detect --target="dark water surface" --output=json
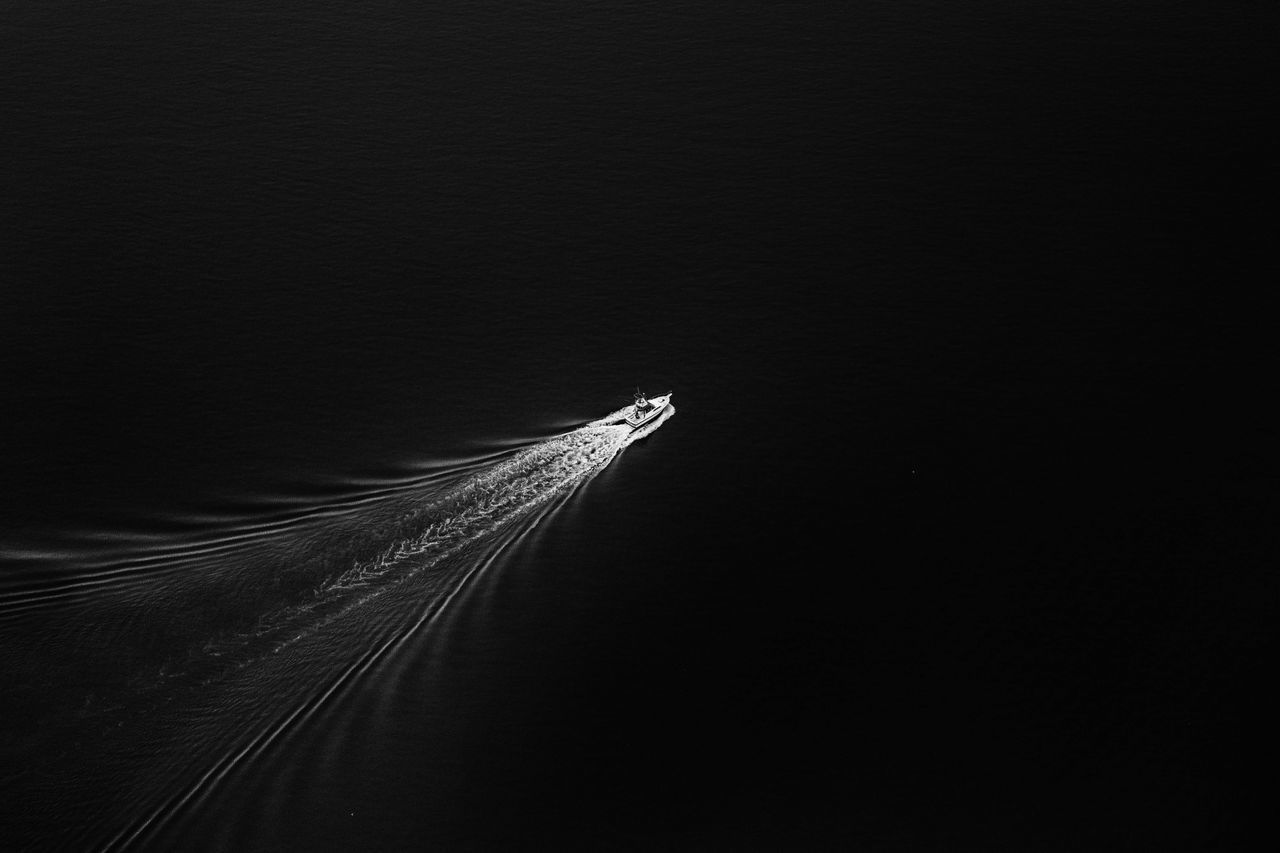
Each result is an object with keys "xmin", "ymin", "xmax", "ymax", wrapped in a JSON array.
[{"xmin": 2, "ymin": 2, "xmax": 1274, "ymax": 849}]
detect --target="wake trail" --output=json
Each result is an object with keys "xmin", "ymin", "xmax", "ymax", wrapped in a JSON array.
[{"xmin": 72, "ymin": 407, "xmax": 673, "ymax": 851}]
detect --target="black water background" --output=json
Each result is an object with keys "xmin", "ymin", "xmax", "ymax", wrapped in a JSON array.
[{"xmin": 2, "ymin": 2, "xmax": 1275, "ymax": 849}]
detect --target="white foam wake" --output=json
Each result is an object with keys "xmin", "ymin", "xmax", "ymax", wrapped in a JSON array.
[{"xmin": 199, "ymin": 405, "xmax": 673, "ymax": 664}]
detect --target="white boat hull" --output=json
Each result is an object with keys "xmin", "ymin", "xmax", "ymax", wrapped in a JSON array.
[{"xmin": 624, "ymin": 393, "xmax": 672, "ymax": 429}]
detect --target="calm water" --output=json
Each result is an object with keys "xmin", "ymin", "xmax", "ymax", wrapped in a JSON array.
[{"xmin": 1, "ymin": 2, "xmax": 1272, "ymax": 849}]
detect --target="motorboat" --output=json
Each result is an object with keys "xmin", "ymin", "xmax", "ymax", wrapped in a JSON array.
[{"xmin": 624, "ymin": 390, "xmax": 672, "ymax": 429}]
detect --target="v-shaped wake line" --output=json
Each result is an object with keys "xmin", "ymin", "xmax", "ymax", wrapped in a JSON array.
[{"xmin": 91, "ymin": 405, "xmax": 675, "ymax": 851}]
